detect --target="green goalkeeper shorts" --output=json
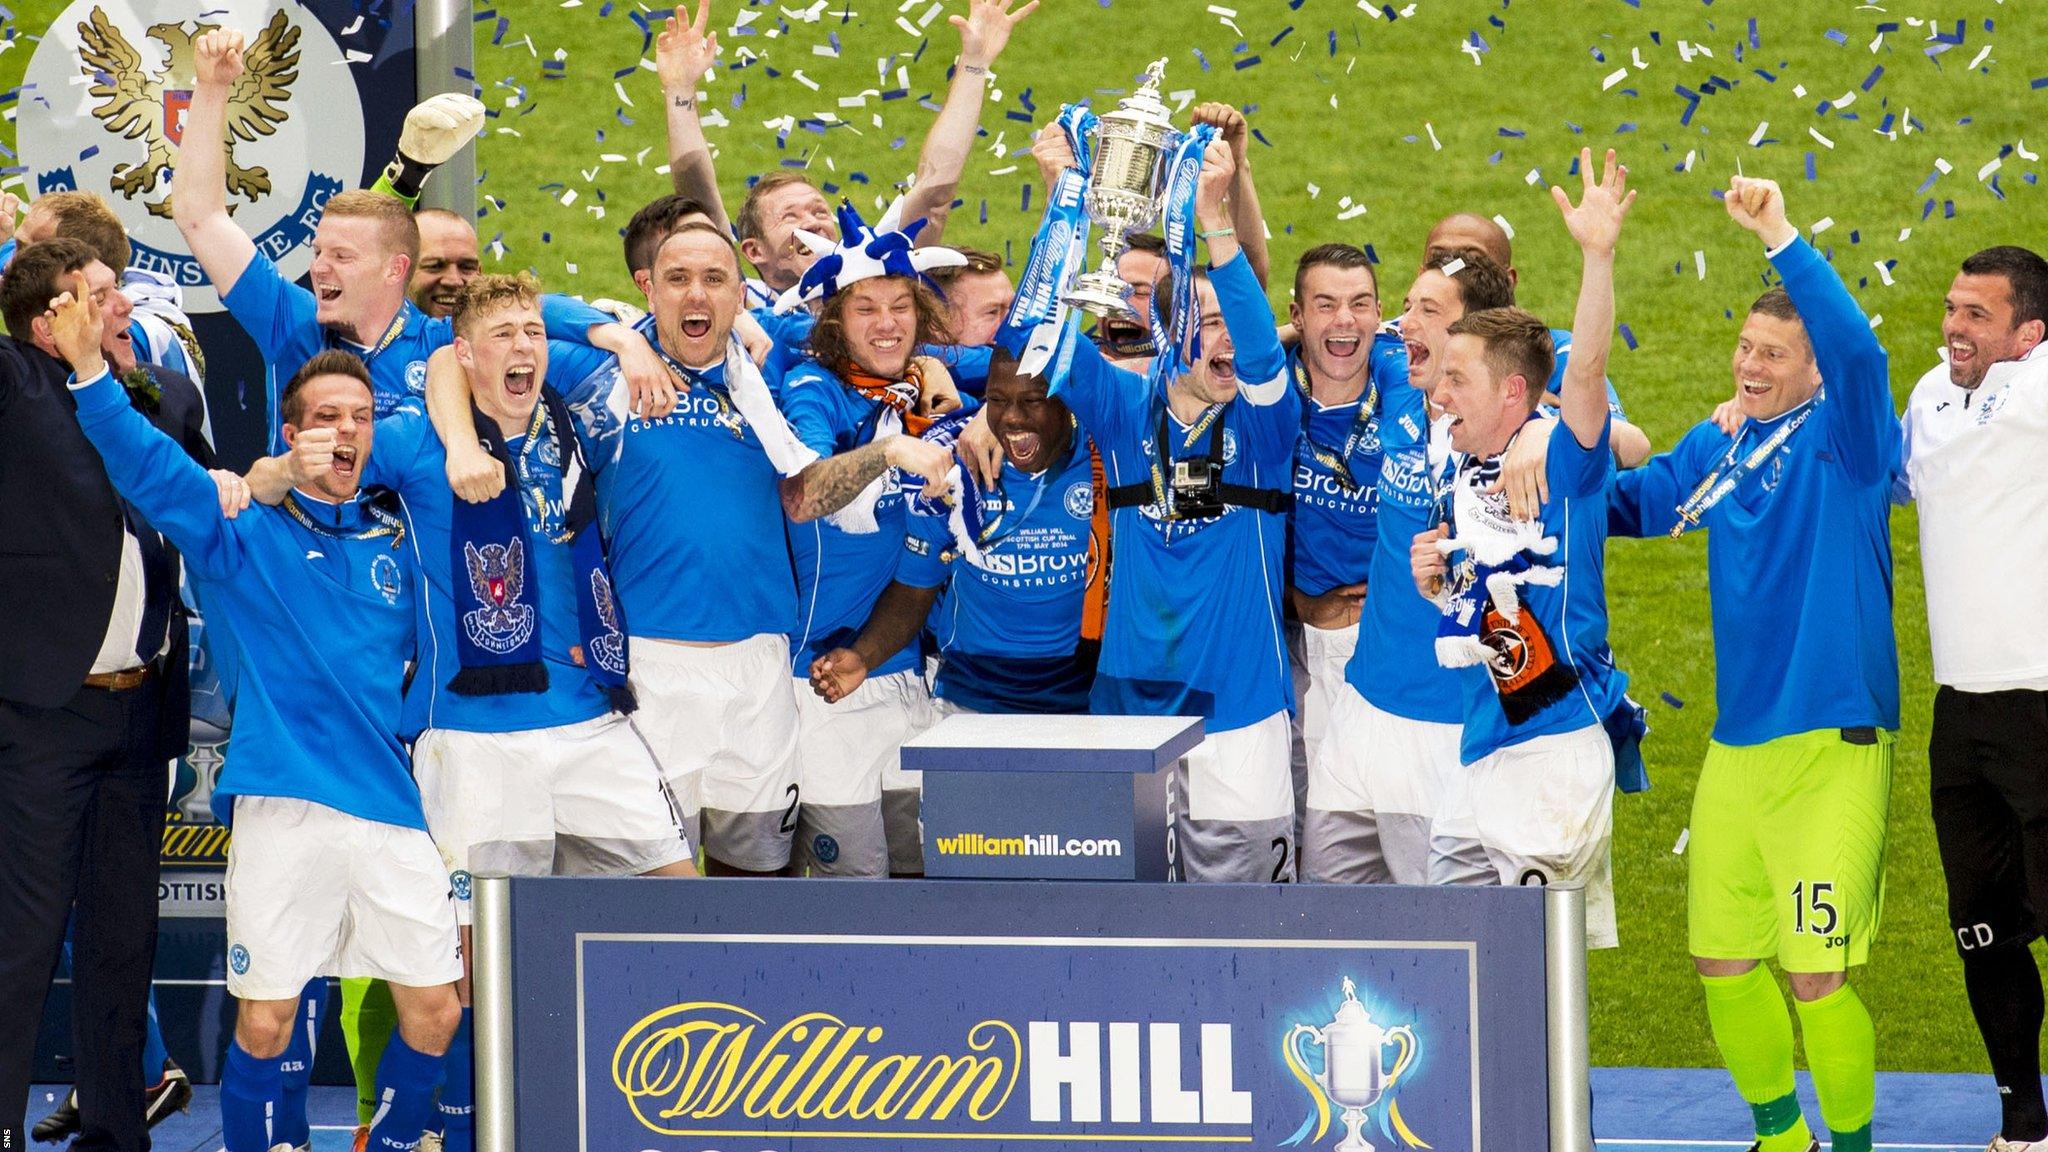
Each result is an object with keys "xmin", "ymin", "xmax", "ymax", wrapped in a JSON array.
[{"xmin": 1687, "ymin": 726, "xmax": 1894, "ymax": 972}]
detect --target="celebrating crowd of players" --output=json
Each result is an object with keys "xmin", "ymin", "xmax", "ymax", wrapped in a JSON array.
[{"xmin": 5, "ymin": 2, "xmax": 2048, "ymax": 1151}]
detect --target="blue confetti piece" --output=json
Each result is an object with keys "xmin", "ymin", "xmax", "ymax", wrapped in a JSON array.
[
  {"xmin": 978, "ymin": 199, "xmax": 987, "ymax": 225},
  {"xmin": 2033, "ymin": 77, "xmax": 2048, "ymax": 90},
  {"xmin": 1944, "ymin": 199, "xmax": 1957, "ymax": 219},
  {"xmin": 1660, "ymin": 692, "xmax": 1684, "ymax": 709},
  {"xmin": 1364, "ymin": 244, "xmax": 1380, "ymax": 265},
  {"xmin": 1021, "ymin": 184, "xmax": 1031, "ymax": 213},
  {"xmin": 1487, "ymin": 150, "xmax": 1503, "ymax": 165},
  {"xmin": 1861, "ymin": 65, "xmax": 1884, "ymax": 91},
  {"xmin": 1251, "ymin": 127, "xmax": 1273, "ymax": 148},
  {"xmin": 1618, "ymin": 323, "xmax": 1638, "ymax": 350},
  {"xmin": 1269, "ymin": 26, "xmax": 1292, "ymax": 47},
  {"xmin": 1193, "ymin": 48, "xmax": 1210, "ymax": 72},
  {"xmin": 1823, "ymin": 28, "xmax": 1846, "ymax": 45},
  {"xmin": 78, "ymin": 144, "xmax": 97, "ymax": 162},
  {"xmin": 1804, "ymin": 152, "xmax": 1815, "ymax": 181},
  {"xmin": 1498, "ymin": 127, "xmax": 1526, "ymax": 138},
  {"xmin": 1675, "ymin": 85, "xmax": 1702, "ymax": 126},
  {"xmin": 1234, "ymin": 55, "xmax": 1261, "ymax": 71},
  {"xmin": 1748, "ymin": 17, "xmax": 1759, "ymax": 49},
  {"xmin": 1328, "ymin": 30, "xmax": 1338, "ymax": 56}
]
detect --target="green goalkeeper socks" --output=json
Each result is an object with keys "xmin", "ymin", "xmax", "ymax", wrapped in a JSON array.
[
  {"xmin": 341, "ymin": 976, "xmax": 401, "ymax": 1126},
  {"xmin": 1701, "ymin": 967, "xmax": 1814, "ymax": 1152},
  {"xmin": 1793, "ymin": 983, "xmax": 1876, "ymax": 1152}
]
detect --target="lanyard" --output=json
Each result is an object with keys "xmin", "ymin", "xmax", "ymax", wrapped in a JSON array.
[
  {"xmin": 1671, "ymin": 397, "xmax": 1817, "ymax": 536},
  {"xmin": 1294, "ymin": 357, "xmax": 1379, "ymax": 493},
  {"xmin": 506, "ymin": 401, "xmax": 577, "ymax": 545},
  {"xmin": 325, "ymin": 307, "xmax": 409, "ymax": 364},
  {"xmin": 281, "ymin": 490, "xmax": 405, "ymax": 549},
  {"xmin": 1148, "ymin": 401, "xmax": 1226, "ymax": 516},
  {"xmin": 649, "ymin": 336, "xmax": 745, "ymax": 440}
]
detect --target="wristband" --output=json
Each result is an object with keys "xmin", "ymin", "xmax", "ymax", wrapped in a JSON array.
[
  {"xmin": 378, "ymin": 153, "xmax": 435, "ymax": 201},
  {"xmin": 1198, "ymin": 227, "xmax": 1235, "ymax": 240},
  {"xmin": 958, "ymin": 61, "xmax": 989, "ymax": 77}
]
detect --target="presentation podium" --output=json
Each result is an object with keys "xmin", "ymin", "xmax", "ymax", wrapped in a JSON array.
[{"xmin": 902, "ymin": 714, "xmax": 1204, "ymax": 881}]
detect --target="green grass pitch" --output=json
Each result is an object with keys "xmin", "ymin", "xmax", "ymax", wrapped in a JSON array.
[{"xmin": 9, "ymin": 0, "xmax": 2046, "ymax": 1071}]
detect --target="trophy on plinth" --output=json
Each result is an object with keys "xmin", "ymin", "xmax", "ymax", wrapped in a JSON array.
[
  {"xmin": 1062, "ymin": 58, "xmax": 1179, "ymax": 321},
  {"xmin": 1285, "ymin": 978, "xmax": 1419, "ymax": 1152}
]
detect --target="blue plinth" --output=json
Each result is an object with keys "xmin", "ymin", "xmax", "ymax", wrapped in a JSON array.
[{"xmin": 903, "ymin": 714, "xmax": 1205, "ymax": 881}]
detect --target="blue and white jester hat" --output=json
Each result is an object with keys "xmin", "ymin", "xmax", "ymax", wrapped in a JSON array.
[{"xmin": 771, "ymin": 195, "xmax": 968, "ymax": 315}]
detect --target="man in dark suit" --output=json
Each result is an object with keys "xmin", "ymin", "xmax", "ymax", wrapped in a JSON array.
[{"xmin": 0, "ymin": 238, "xmax": 218, "ymax": 1152}]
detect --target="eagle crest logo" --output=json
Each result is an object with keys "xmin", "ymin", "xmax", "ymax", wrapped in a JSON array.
[
  {"xmin": 78, "ymin": 8, "xmax": 300, "ymax": 219},
  {"xmin": 461, "ymin": 538, "xmax": 536, "ymax": 655}
]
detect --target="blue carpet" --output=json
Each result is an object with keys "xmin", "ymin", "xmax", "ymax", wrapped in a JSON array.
[{"xmin": 24, "ymin": 1069, "xmax": 2011, "ymax": 1150}]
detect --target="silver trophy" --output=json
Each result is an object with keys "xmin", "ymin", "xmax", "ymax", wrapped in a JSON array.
[
  {"xmin": 1062, "ymin": 58, "xmax": 1179, "ymax": 321},
  {"xmin": 1286, "ymin": 978, "xmax": 1419, "ymax": 1151}
]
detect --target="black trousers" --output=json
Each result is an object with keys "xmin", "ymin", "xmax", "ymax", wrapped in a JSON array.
[
  {"xmin": 1930, "ymin": 685, "xmax": 2048, "ymax": 953},
  {"xmin": 0, "ymin": 680, "xmax": 166, "ymax": 1152}
]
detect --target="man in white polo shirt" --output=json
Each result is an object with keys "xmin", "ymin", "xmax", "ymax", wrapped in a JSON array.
[{"xmin": 1899, "ymin": 244, "xmax": 2048, "ymax": 1152}]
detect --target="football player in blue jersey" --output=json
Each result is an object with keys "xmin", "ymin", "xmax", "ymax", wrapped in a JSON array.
[
  {"xmin": 1284, "ymin": 244, "xmax": 1397, "ymax": 863},
  {"xmin": 48, "ymin": 275, "xmax": 461, "ymax": 1152},
  {"xmin": 1005, "ymin": 121, "xmax": 1297, "ymax": 883},
  {"xmin": 775, "ymin": 209, "xmax": 966, "ymax": 877},
  {"xmin": 1607, "ymin": 176, "xmax": 1898, "ymax": 1152},
  {"xmin": 439, "ymin": 222, "xmax": 821, "ymax": 880},
  {"xmin": 1409, "ymin": 148, "xmax": 1635, "ymax": 952}
]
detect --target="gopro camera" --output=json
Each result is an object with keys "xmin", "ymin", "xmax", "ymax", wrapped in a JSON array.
[{"xmin": 1168, "ymin": 457, "xmax": 1226, "ymax": 520}]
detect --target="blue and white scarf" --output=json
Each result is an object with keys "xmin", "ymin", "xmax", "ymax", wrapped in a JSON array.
[
  {"xmin": 999, "ymin": 103, "xmax": 1097, "ymax": 379},
  {"xmin": 448, "ymin": 388, "xmax": 633, "ymax": 713},
  {"xmin": 1144, "ymin": 122, "xmax": 1219, "ymax": 398}
]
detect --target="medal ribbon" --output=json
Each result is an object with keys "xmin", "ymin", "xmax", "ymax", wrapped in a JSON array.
[
  {"xmin": 1295, "ymin": 357, "xmax": 1379, "ymax": 493},
  {"xmin": 1670, "ymin": 396, "xmax": 1817, "ymax": 536},
  {"xmin": 280, "ymin": 490, "xmax": 406, "ymax": 549}
]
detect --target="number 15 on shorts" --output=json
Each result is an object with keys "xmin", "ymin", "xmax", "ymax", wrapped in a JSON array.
[{"xmin": 1791, "ymin": 879, "xmax": 1840, "ymax": 940}]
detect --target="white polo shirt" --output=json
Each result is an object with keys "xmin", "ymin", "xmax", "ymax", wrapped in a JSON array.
[{"xmin": 1901, "ymin": 342, "xmax": 2048, "ymax": 692}]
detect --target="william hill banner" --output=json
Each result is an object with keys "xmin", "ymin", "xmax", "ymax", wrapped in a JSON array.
[{"xmin": 503, "ymin": 879, "xmax": 1555, "ymax": 1150}]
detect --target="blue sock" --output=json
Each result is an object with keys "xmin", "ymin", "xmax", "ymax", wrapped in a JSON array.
[
  {"xmin": 141, "ymin": 988, "xmax": 169, "ymax": 1085},
  {"xmin": 438, "ymin": 1008, "xmax": 474, "ymax": 1152},
  {"xmin": 222, "ymin": 1039, "xmax": 284, "ymax": 1152},
  {"xmin": 369, "ymin": 1030, "xmax": 447, "ymax": 1152},
  {"xmin": 274, "ymin": 978, "xmax": 328, "ymax": 1149}
]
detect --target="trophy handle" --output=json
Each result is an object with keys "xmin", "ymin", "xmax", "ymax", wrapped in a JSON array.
[
  {"xmin": 1382, "ymin": 1025, "xmax": 1418, "ymax": 1090},
  {"xmin": 1286, "ymin": 1023, "xmax": 1329, "ymax": 1091}
]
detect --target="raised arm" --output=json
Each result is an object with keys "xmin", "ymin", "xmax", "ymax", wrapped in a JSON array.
[
  {"xmin": 1550, "ymin": 147, "xmax": 1632, "ymax": 450},
  {"xmin": 1190, "ymin": 104, "xmax": 1270, "ymax": 288},
  {"xmin": 1729, "ymin": 178, "xmax": 1896, "ymax": 486},
  {"xmin": 46, "ymin": 273, "xmax": 239, "ymax": 578},
  {"xmin": 171, "ymin": 30, "xmax": 259, "ymax": 299},
  {"xmin": 656, "ymin": 1, "xmax": 734, "ymax": 235},
  {"xmin": 900, "ymin": 0, "xmax": 1039, "ymax": 246},
  {"xmin": 1199, "ymin": 141, "xmax": 1287, "ymax": 407}
]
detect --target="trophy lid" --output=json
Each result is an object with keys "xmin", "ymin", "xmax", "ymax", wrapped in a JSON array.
[
  {"xmin": 1332, "ymin": 977, "xmax": 1373, "ymax": 1026},
  {"xmin": 1101, "ymin": 57, "xmax": 1174, "ymax": 129}
]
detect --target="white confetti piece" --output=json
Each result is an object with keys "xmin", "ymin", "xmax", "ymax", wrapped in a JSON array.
[
  {"xmin": 1695, "ymin": 250, "xmax": 1706, "ymax": 280},
  {"xmin": 814, "ymin": 43, "xmax": 840, "ymax": 57},
  {"xmin": 613, "ymin": 81, "xmax": 633, "ymax": 107},
  {"xmin": 1792, "ymin": 84, "xmax": 1807, "ymax": 99},
  {"xmin": 344, "ymin": 49, "xmax": 372, "ymax": 63},
  {"xmin": 917, "ymin": 2, "xmax": 943, "ymax": 27},
  {"xmin": 1631, "ymin": 46, "xmax": 1646, "ymax": 70},
  {"xmin": 1440, "ymin": 257, "xmax": 1467, "ymax": 277},
  {"xmin": 1672, "ymin": 828, "xmax": 1689, "ymax": 855},
  {"xmin": 1492, "ymin": 213, "xmax": 1514, "ymax": 240},
  {"xmin": 1978, "ymin": 156, "xmax": 2003, "ymax": 181},
  {"xmin": 1898, "ymin": 227, "xmax": 1912, "ymax": 242},
  {"xmin": 1524, "ymin": 168, "xmax": 1543, "ymax": 186},
  {"xmin": 1874, "ymin": 261, "xmax": 1895, "ymax": 286},
  {"xmin": 1830, "ymin": 90, "xmax": 1856, "ymax": 109},
  {"xmin": 560, "ymin": 189, "xmax": 578, "ymax": 207},
  {"xmin": 1811, "ymin": 216, "xmax": 1834, "ymax": 234},
  {"xmin": 1967, "ymin": 44, "xmax": 1992, "ymax": 70},
  {"xmin": 1305, "ymin": 182, "xmax": 1321, "ymax": 199},
  {"xmin": 1868, "ymin": 314, "xmax": 1884, "ymax": 330},
  {"xmin": 1934, "ymin": 157, "xmax": 1953, "ymax": 174},
  {"xmin": 2018, "ymin": 140, "xmax": 2040, "ymax": 162},
  {"xmin": 1748, "ymin": 121, "xmax": 1769, "ymax": 146},
  {"xmin": 1424, "ymin": 122, "xmax": 1442, "ymax": 151},
  {"xmin": 341, "ymin": 15, "xmax": 364, "ymax": 34},
  {"xmin": 894, "ymin": 15, "xmax": 920, "ymax": 36},
  {"xmin": 1809, "ymin": 127, "xmax": 1834, "ymax": 149},
  {"xmin": 1602, "ymin": 67, "xmax": 1629, "ymax": 91},
  {"xmin": 1205, "ymin": 3, "xmax": 1237, "ymax": 16},
  {"xmin": 1336, "ymin": 203, "xmax": 1368, "ymax": 221},
  {"xmin": 1683, "ymin": 148, "xmax": 1697, "ymax": 172},
  {"xmin": 791, "ymin": 69, "xmax": 821, "ymax": 91},
  {"xmin": 988, "ymin": 164, "xmax": 1017, "ymax": 176}
]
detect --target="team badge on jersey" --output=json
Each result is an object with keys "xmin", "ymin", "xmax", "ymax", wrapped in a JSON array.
[
  {"xmin": 406, "ymin": 360, "xmax": 429, "ymax": 395},
  {"xmin": 18, "ymin": 2, "xmax": 367, "ymax": 312},
  {"xmin": 1063, "ymin": 481, "xmax": 1095, "ymax": 519},
  {"xmin": 1221, "ymin": 428, "xmax": 1240, "ymax": 465},
  {"xmin": 370, "ymin": 554, "xmax": 402, "ymax": 605},
  {"xmin": 461, "ymin": 538, "xmax": 537, "ymax": 654},
  {"xmin": 812, "ymin": 834, "xmax": 841, "ymax": 865},
  {"xmin": 451, "ymin": 870, "xmax": 472, "ymax": 901},
  {"xmin": 228, "ymin": 943, "xmax": 251, "ymax": 975}
]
